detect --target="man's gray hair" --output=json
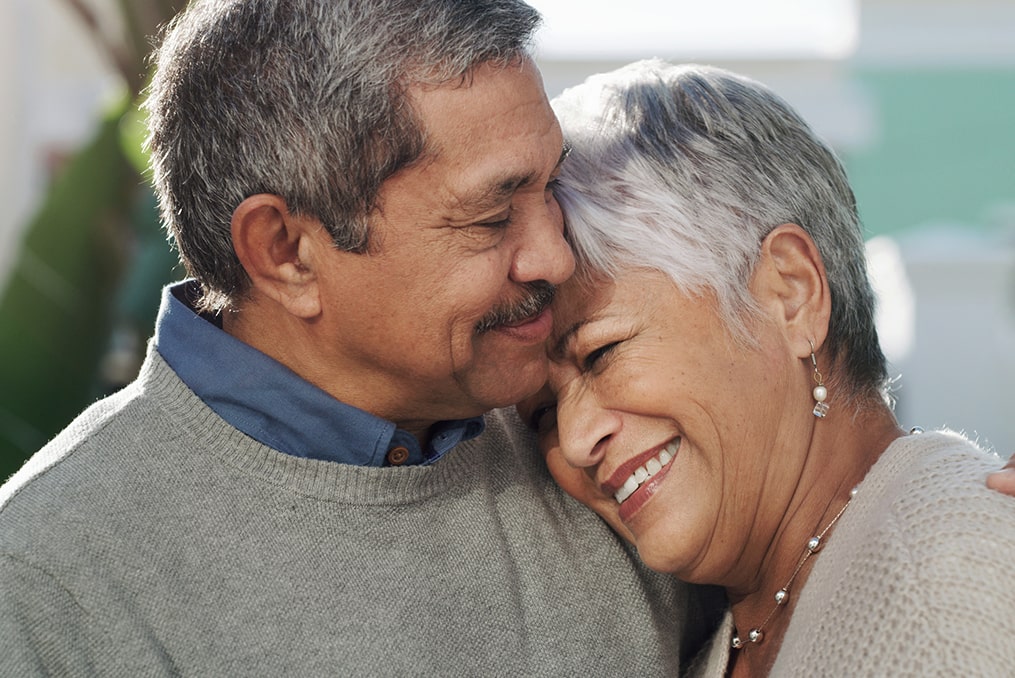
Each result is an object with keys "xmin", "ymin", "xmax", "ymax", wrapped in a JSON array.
[
  {"xmin": 144, "ymin": 0, "xmax": 541, "ymax": 311},
  {"xmin": 552, "ymin": 60, "xmax": 887, "ymax": 401}
]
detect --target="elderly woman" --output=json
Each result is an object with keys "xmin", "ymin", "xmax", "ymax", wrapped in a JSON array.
[{"xmin": 518, "ymin": 60, "xmax": 1015, "ymax": 676}]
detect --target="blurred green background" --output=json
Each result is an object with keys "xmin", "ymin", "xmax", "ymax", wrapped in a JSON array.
[{"xmin": 0, "ymin": 0, "xmax": 184, "ymax": 479}]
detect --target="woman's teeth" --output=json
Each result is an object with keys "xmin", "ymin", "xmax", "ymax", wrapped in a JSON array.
[{"xmin": 614, "ymin": 440, "xmax": 679, "ymax": 505}]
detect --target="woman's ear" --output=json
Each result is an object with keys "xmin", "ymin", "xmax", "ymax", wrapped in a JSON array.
[
  {"xmin": 751, "ymin": 223, "xmax": 831, "ymax": 358},
  {"xmin": 230, "ymin": 194, "xmax": 324, "ymax": 319}
]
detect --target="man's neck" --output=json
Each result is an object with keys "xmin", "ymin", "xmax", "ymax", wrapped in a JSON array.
[{"xmin": 222, "ymin": 302, "xmax": 444, "ymax": 448}]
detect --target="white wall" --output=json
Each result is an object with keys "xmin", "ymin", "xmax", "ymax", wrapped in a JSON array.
[{"xmin": 874, "ymin": 226, "xmax": 1015, "ymax": 455}]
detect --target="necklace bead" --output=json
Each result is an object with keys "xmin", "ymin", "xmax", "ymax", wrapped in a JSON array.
[{"xmin": 731, "ymin": 486, "xmax": 858, "ymax": 650}]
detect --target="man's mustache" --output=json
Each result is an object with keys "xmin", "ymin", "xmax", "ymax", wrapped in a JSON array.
[{"xmin": 475, "ymin": 281, "xmax": 556, "ymax": 334}]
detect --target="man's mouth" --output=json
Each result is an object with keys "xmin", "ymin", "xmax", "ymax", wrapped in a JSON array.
[
  {"xmin": 491, "ymin": 306, "xmax": 554, "ymax": 343},
  {"xmin": 500, "ymin": 308, "xmax": 547, "ymax": 328},
  {"xmin": 475, "ymin": 281, "xmax": 556, "ymax": 334},
  {"xmin": 611, "ymin": 439, "xmax": 680, "ymax": 505}
]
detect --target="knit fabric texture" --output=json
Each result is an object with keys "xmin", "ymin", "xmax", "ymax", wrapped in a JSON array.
[
  {"xmin": 0, "ymin": 348, "xmax": 709, "ymax": 676},
  {"xmin": 689, "ymin": 430, "xmax": 1015, "ymax": 676}
]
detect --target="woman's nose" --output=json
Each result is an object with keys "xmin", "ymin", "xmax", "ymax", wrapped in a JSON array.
[{"xmin": 555, "ymin": 387, "xmax": 620, "ymax": 470}]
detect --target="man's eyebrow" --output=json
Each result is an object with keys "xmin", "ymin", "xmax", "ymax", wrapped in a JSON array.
[
  {"xmin": 458, "ymin": 143, "xmax": 572, "ymax": 213},
  {"xmin": 551, "ymin": 317, "xmax": 590, "ymax": 361}
]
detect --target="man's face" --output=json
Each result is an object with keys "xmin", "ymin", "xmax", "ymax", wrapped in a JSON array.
[{"xmin": 313, "ymin": 58, "xmax": 574, "ymax": 430}]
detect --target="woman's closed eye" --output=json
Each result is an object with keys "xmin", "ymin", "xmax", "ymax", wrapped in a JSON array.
[{"xmin": 582, "ymin": 341, "xmax": 621, "ymax": 371}]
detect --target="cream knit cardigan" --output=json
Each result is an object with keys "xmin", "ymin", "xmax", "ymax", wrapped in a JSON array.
[{"xmin": 690, "ymin": 430, "xmax": 1015, "ymax": 676}]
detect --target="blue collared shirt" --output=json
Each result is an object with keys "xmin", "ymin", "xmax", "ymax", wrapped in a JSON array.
[{"xmin": 153, "ymin": 281, "xmax": 484, "ymax": 466}]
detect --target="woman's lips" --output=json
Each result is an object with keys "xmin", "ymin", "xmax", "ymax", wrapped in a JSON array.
[{"xmin": 603, "ymin": 438, "xmax": 680, "ymax": 521}]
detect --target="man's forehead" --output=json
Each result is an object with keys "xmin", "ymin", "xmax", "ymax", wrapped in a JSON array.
[{"xmin": 396, "ymin": 59, "xmax": 565, "ymax": 209}]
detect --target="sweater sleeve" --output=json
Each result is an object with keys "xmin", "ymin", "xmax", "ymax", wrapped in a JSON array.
[
  {"xmin": 0, "ymin": 554, "xmax": 183, "ymax": 677},
  {"xmin": 0, "ymin": 554, "xmax": 97, "ymax": 676}
]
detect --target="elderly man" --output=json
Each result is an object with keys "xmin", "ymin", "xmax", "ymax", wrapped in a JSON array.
[{"xmin": 0, "ymin": 1, "xmax": 715, "ymax": 675}]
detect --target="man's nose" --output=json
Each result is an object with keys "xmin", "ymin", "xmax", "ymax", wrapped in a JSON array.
[{"xmin": 510, "ymin": 200, "xmax": 575, "ymax": 286}]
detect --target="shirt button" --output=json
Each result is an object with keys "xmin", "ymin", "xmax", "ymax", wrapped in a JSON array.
[{"xmin": 386, "ymin": 446, "xmax": 410, "ymax": 466}]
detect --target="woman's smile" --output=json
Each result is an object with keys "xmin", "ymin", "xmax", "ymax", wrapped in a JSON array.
[{"xmin": 608, "ymin": 437, "xmax": 680, "ymax": 519}]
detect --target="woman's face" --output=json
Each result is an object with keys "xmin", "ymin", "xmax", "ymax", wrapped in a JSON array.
[{"xmin": 518, "ymin": 268, "xmax": 809, "ymax": 583}]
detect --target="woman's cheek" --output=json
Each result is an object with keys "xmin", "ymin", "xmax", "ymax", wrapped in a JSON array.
[{"xmin": 545, "ymin": 444, "xmax": 633, "ymax": 541}]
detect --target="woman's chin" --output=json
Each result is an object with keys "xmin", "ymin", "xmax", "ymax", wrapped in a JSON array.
[
  {"xmin": 630, "ymin": 526, "xmax": 714, "ymax": 581},
  {"xmin": 637, "ymin": 548, "xmax": 687, "ymax": 577}
]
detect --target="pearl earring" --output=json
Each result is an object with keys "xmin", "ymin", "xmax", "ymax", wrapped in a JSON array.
[{"xmin": 810, "ymin": 340, "xmax": 829, "ymax": 418}]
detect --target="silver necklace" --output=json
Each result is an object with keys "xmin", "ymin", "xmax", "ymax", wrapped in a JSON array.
[{"xmin": 731, "ymin": 485, "xmax": 858, "ymax": 649}]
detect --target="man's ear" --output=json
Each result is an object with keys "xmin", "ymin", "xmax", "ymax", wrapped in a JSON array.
[
  {"xmin": 750, "ymin": 223, "xmax": 832, "ymax": 358},
  {"xmin": 230, "ymin": 194, "xmax": 324, "ymax": 319}
]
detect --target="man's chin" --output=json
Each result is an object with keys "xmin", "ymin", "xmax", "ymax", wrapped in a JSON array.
[{"xmin": 464, "ymin": 354, "xmax": 549, "ymax": 413}]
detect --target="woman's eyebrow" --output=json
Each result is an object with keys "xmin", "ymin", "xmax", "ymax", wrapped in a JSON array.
[{"xmin": 551, "ymin": 318, "xmax": 591, "ymax": 361}]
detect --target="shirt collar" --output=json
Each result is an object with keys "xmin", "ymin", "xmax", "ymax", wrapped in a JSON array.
[{"xmin": 152, "ymin": 281, "xmax": 484, "ymax": 467}]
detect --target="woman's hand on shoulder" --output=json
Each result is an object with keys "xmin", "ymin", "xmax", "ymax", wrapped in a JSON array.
[{"xmin": 987, "ymin": 454, "xmax": 1015, "ymax": 496}]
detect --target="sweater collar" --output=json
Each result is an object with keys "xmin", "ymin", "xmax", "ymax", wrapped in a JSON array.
[{"xmin": 152, "ymin": 281, "xmax": 483, "ymax": 466}]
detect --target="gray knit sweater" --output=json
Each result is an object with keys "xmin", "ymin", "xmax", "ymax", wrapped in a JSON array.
[
  {"xmin": 689, "ymin": 430, "xmax": 1015, "ymax": 676},
  {"xmin": 0, "ymin": 350, "xmax": 709, "ymax": 676}
]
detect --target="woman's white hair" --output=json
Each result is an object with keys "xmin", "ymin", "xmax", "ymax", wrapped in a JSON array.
[{"xmin": 552, "ymin": 60, "xmax": 887, "ymax": 399}]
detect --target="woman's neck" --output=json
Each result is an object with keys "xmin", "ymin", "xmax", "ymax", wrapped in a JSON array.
[{"xmin": 726, "ymin": 403, "xmax": 904, "ymax": 676}]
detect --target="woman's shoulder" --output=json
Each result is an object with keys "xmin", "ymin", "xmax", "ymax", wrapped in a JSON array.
[
  {"xmin": 868, "ymin": 429, "xmax": 1015, "ymax": 533},
  {"xmin": 775, "ymin": 429, "xmax": 1015, "ymax": 675}
]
